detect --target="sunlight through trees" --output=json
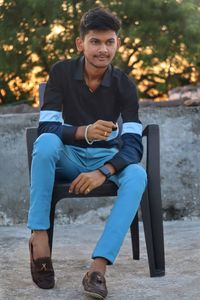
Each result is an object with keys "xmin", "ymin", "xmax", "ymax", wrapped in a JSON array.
[{"xmin": 0, "ymin": 0, "xmax": 200, "ymax": 105}]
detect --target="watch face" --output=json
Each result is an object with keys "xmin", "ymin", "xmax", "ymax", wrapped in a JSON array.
[{"xmin": 99, "ymin": 166, "xmax": 111, "ymax": 178}]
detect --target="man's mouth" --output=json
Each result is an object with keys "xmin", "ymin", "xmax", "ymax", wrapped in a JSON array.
[{"xmin": 94, "ymin": 55, "xmax": 109, "ymax": 59}]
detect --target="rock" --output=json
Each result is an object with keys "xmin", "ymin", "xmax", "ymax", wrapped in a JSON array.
[
  {"xmin": 169, "ymin": 83, "xmax": 200, "ymax": 104},
  {"xmin": 184, "ymin": 98, "xmax": 200, "ymax": 106},
  {"xmin": 140, "ymin": 99, "xmax": 184, "ymax": 107}
]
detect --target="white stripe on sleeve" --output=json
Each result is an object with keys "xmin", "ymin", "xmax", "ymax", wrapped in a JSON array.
[
  {"xmin": 121, "ymin": 122, "xmax": 142, "ymax": 136},
  {"xmin": 39, "ymin": 110, "xmax": 63, "ymax": 123}
]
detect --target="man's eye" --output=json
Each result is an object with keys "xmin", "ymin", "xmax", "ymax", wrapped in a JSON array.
[
  {"xmin": 91, "ymin": 40, "xmax": 99, "ymax": 44},
  {"xmin": 106, "ymin": 40, "xmax": 115, "ymax": 45}
]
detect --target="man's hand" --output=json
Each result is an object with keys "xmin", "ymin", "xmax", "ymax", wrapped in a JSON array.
[
  {"xmin": 87, "ymin": 120, "xmax": 117, "ymax": 141},
  {"xmin": 69, "ymin": 170, "xmax": 106, "ymax": 195},
  {"xmin": 75, "ymin": 120, "xmax": 117, "ymax": 141}
]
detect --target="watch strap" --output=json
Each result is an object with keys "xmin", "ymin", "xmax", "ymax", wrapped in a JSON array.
[{"xmin": 98, "ymin": 166, "xmax": 111, "ymax": 179}]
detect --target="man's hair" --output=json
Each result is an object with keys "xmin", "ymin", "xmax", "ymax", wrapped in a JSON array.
[{"xmin": 79, "ymin": 7, "xmax": 121, "ymax": 38}]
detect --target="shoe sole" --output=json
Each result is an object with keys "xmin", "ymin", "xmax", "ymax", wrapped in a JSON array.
[
  {"xmin": 84, "ymin": 290, "xmax": 105, "ymax": 299},
  {"xmin": 32, "ymin": 280, "xmax": 55, "ymax": 289}
]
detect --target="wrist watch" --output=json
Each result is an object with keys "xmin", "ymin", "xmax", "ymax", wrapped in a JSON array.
[{"xmin": 98, "ymin": 166, "xmax": 112, "ymax": 179}]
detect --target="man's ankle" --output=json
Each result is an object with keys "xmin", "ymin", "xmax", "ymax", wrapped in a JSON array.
[
  {"xmin": 30, "ymin": 230, "xmax": 50, "ymax": 259},
  {"xmin": 32, "ymin": 230, "xmax": 47, "ymax": 235},
  {"xmin": 89, "ymin": 258, "xmax": 107, "ymax": 276}
]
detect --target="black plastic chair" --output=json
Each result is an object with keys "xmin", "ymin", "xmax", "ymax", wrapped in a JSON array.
[{"xmin": 26, "ymin": 83, "xmax": 165, "ymax": 277}]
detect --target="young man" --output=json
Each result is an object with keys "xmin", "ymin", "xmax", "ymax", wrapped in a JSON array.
[{"xmin": 28, "ymin": 7, "xmax": 147, "ymax": 299}]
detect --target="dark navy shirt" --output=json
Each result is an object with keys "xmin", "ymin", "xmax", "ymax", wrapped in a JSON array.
[{"xmin": 38, "ymin": 56, "xmax": 143, "ymax": 172}]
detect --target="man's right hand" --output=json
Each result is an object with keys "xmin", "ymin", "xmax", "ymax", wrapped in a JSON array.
[
  {"xmin": 87, "ymin": 120, "xmax": 117, "ymax": 141},
  {"xmin": 75, "ymin": 120, "xmax": 117, "ymax": 141}
]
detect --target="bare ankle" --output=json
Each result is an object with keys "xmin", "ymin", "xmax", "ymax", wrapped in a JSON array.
[
  {"xmin": 89, "ymin": 258, "xmax": 107, "ymax": 276},
  {"xmin": 32, "ymin": 230, "xmax": 47, "ymax": 235},
  {"xmin": 30, "ymin": 231, "xmax": 50, "ymax": 258},
  {"xmin": 31, "ymin": 231, "xmax": 48, "ymax": 240}
]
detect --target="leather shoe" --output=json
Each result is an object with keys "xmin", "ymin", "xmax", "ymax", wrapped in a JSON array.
[
  {"xmin": 29, "ymin": 238, "xmax": 55, "ymax": 289},
  {"xmin": 82, "ymin": 271, "xmax": 108, "ymax": 299}
]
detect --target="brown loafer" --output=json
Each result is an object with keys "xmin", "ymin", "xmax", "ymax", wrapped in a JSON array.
[
  {"xmin": 82, "ymin": 271, "xmax": 108, "ymax": 299},
  {"xmin": 29, "ymin": 239, "xmax": 55, "ymax": 289}
]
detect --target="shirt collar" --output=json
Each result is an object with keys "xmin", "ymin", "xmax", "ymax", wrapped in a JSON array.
[{"xmin": 74, "ymin": 56, "xmax": 112, "ymax": 87}]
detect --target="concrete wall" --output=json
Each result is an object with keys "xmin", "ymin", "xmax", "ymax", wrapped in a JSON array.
[
  {"xmin": 141, "ymin": 106, "xmax": 200, "ymax": 219},
  {"xmin": 0, "ymin": 106, "xmax": 199, "ymax": 224}
]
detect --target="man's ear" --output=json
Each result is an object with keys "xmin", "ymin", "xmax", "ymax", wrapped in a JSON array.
[
  {"xmin": 117, "ymin": 37, "xmax": 121, "ymax": 49},
  {"xmin": 76, "ymin": 37, "xmax": 84, "ymax": 53}
]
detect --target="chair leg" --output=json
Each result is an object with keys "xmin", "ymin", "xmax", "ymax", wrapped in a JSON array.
[
  {"xmin": 141, "ymin": 187, "xmax": 165, "ymax": 277},
  {"xmin": 47, "ymin": 202, "xmax": 56, "ymax": 256},
  {"xmin": 130, "ymin": 212, "xmax": 140, "ymax": 260},
  {"xmin": 141, "ymin": 187, "xmax": 156, "ymax": 276},
  {"xmin": 147, "ymin": 184, "xmax": 165, "ymax": 277},
  {"xmin": 144, "ymin": 124, "xmax": 165, "ymax": 276}
]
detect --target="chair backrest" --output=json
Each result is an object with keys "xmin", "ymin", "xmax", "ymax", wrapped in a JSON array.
[
  {"xmin": 39, "ymin": 82, "xmax": 46, "ymax": 108},
  {"xmin": 26, "ymin": 128, "xmax": 38, "ymax": 172}
]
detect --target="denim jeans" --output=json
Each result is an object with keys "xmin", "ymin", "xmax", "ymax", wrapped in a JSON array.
[{"xmin": 28, "ymin": 133, "xmax": 147, "ymax": 264}]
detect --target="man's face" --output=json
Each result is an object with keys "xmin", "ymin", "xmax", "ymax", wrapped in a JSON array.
[{"xmin": 76, "ymin": 30, "xmax": 120, "ymax": 69}]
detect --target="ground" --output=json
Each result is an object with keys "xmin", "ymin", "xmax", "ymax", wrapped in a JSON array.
[{"xmin": 0, "ymin": 220, "xmax": 200, "ymax": 300}]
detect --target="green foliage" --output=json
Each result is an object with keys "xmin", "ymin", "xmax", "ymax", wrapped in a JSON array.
[
  {"xmin": 0, "ymin": 0, "xmax": 200, "ymax": 104},
  {"xmin": 111, "ymin": 0, "xmax": 200, "ymax": 98}
]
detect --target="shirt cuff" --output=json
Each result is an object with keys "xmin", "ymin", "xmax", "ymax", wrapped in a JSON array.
[
  {"xmin": 62, "ymin": 125, "xmax": 78, "ymax": 144},
  {"xmin": 106, "ymin": 156, "xmax": 127, "ymax": 173}
]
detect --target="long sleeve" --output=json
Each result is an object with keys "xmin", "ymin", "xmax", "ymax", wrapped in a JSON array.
[
  {"xmin": 106, "ymin": 73, "xmax": 143, "ymax": 172},
  {"xmin": 38, "ymin": 62, "xmax": 77, "ymax": 144}
]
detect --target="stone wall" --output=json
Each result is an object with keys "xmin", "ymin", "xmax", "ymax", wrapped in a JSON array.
[
  {"xmin": 169, "ymin": 84, "xmax": 200, "ymax": 106},
  {"xmin": 141, "ymin": 106, "xmax": 200, "ymax": 219},
  {"xmin": 0, "ymin": 106, "xmax": 199, "ymax": 224}
]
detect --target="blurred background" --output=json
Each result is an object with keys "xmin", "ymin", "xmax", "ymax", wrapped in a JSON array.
[{"xmin": 0, "ymin": 0, "xmax": 200, "ymax": 107}]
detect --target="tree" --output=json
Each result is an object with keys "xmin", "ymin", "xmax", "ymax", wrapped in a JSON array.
[
  {"xmin": 0, "ymin": 0, "xmax": 200, "ymax": 104},
  {"xmin": 0, "ymin": 0, "xmax": 78, "ymax": 104},
  {"xmin": 111, "ymin": 0, "xmax": 200, "ymax": 99}
]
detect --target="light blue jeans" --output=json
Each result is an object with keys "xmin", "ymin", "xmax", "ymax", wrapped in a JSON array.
[{"xmin": 28, "ymin": 133, "xmax": 147, "ymax": 264}]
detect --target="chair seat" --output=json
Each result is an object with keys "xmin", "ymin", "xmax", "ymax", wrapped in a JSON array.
[{"xmin": 52, "ymin": 181, "xmax": 118, "ymax": 204}]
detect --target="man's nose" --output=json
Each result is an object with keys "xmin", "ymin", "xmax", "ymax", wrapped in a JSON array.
[{"xmin": 99, "ymin": 43, "xmax": 108, "ymax": 53}]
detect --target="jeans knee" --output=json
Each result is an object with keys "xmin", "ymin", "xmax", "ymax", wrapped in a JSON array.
[
  {"xmin": 137, "ymin": 165, "xmax": 147, "ymax": 186},
  {"xmin": 33, "ymin": 133, "xmax": 62, "ymax": 160},
  {"xmin": 121, "ymin": 164, "xmax": 147, "ymax": 187}
]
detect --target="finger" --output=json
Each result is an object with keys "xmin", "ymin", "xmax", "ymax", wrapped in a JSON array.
[
  {"xmin": 69, "ymin": 175, "xmax": 82, "ymax": 193},
  {"xmin": 79, "ymin": 181, "xmax": 91, "ymax": 194},
  {"xmin": 96, "ymin": 120, "xmax": 115, "ymax": 128},
  {"xmin": 73, "ymin": 176, "xmax": 87, "ymax": 194},
  {"xmin": 95, "ymin": 124, "xmax": 113, "ymax": 133},
  {"xmin": 93, "ymin": 130, "xmax": 111, "ymax": 140},
  {"xmin": 84, "ymin": 187, "xmax": 92, "ymax": 195},
  {"xmin": 92, "ymin": 134, "xmax": 108, "ymax": 141}
]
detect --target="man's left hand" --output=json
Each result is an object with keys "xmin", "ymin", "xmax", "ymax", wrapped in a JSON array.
[{"xmin": 69, "ymin": 170, "xmax": 106, "ymax": 195}]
